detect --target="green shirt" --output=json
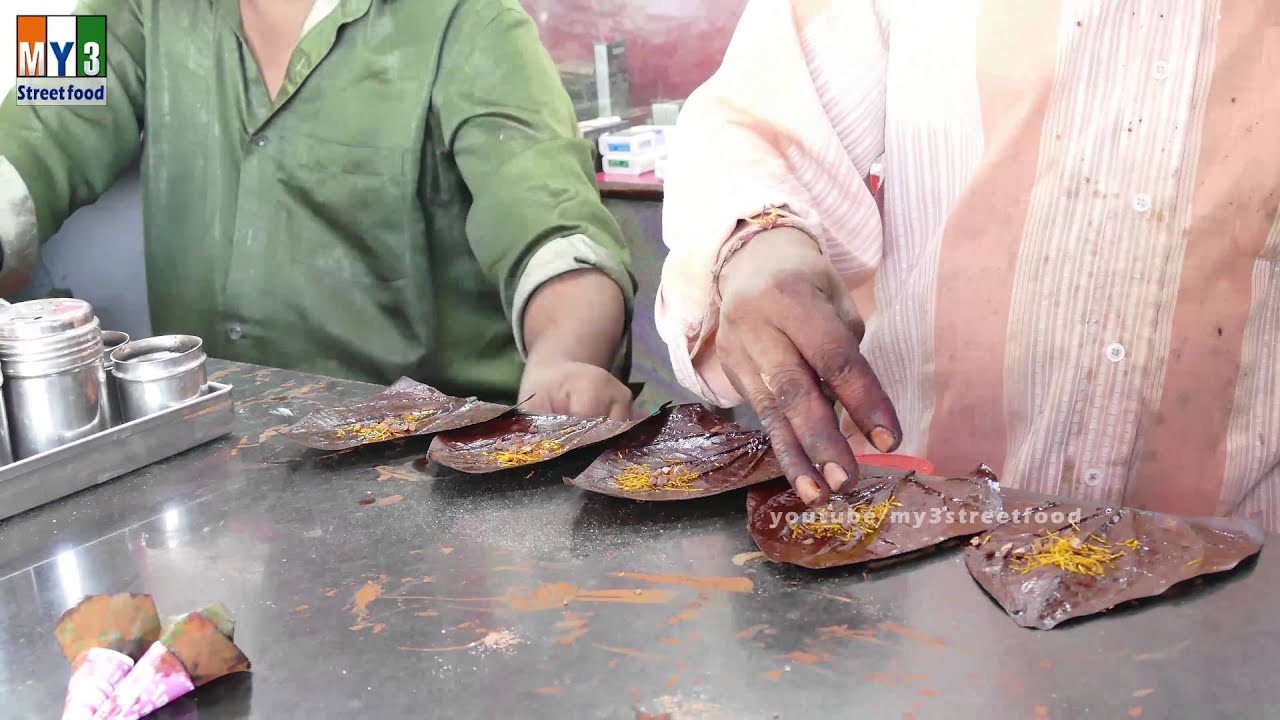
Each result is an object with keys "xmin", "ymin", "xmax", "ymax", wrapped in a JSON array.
[{"xmin": 0, "ymin": 0, "xmax": 633, "ymax": 402}]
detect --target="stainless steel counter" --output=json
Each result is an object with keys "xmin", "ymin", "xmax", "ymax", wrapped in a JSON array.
[{"xmin": 1, "ymin": 361, "xmax": 1275, "ymax": 719}]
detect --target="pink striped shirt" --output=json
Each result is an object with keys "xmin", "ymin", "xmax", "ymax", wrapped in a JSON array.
[{"xmin": 658, "ymin": 0, "xmax": 1280, "ymax": 528}]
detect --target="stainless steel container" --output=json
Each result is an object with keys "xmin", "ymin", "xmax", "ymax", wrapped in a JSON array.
[
  {"xmin": 0, "ymin": 299, "xmax": 108, "ymax": 459},
  {"xmin": 111, "ymin": 335, "xmax": 207, "ymax": 421},
  {"xmin": 100, "ymin": 331, "xmax": 130, "ymax": 427},
  {"xmin": 0, "ymin": 363, "xmax": 12, "ymax": 468}
]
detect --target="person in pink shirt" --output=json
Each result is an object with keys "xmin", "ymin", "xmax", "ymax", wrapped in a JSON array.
[{"xmin": 658, "ymin": 0, "xmax": 1280, "ymax": 528}]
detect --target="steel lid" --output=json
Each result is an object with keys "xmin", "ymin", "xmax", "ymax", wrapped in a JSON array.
[{"xmin": 0, "ymin": 299, "xmax": 95, "ymax": 340}]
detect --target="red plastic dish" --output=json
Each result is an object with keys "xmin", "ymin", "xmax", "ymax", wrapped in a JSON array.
[{"xmin": 855, "ymin": 454, "xmax": 936, "ymax": 475}]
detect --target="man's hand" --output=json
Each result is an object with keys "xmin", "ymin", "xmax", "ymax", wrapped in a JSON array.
[
  {"xmin": 519, "ymin": 357, "xmax": 632, "ymax": 420},
  {"xmin": 520, "ymin": 269, "xmax": 633, "ymax": 420},
  {"xmin": 716, "ymin": 227, "xmax": 901, "ymax": 506}
]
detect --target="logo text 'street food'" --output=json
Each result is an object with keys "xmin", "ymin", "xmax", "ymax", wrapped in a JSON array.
[{"xmin": 15, "ymin": 15, "xmax": 108, "ymax": 106}]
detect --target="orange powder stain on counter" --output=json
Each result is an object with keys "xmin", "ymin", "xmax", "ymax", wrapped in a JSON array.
[
  {"xmin": 373, "ymin": 495, "xmax": 404, "ymax": 506},
  {"xmin": 1128, "ymin": 708, "xmax": 1144, "ymax": 718},
  {"xmin": 667, "ymin": 597, "xmax": 705, "ymax": 626},
  {"xmin": 817, "ymin": 625, "xmax": 887, "ymax": 645},
  {"xmin": 877, "ymin": 623, "xmax": 949, "ymax": 650},
  {"xmin": 230, "ymin": 425, "xmax": 288, "ymax": 455},
  {"xmin": 772, "ymin": 651, "xmax": 831, "ymax": 666},
  {"xmin": 290, "ymin": 604, "xmax": 309, "ymax": 613},
  {"xmin": 1033, "ymin": 706, "xmax": 1049, "ymax": 718},
  {"xmin": 505, "ymin": 583, "xmax": 674, "ymax": 611},
  {"xmin": 609, "ymin": 572, "xmax": 753, "ymax": 594},
  {"xmin": 735, "ymin": 624, "xmax": 770, "ymax": 640},
  {"xmin": 761, "ymin": 670, "xmax": 783, "ymax": 681},
  {"xmin": 591, "ymin": 643, "xmax": 667, "ymax": 662},
  {"xmin": 536, "ymin": 687, "xmax": 564, "ymax": 696},
  {"xmin": 350, "ymin": 578, "xmax": 386, "ymax": 626}
]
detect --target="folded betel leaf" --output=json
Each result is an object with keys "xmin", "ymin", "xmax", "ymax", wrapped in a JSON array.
[
  {"xmin": 57, "ymin": 594, "xmax": 161, "ymax": 720},
  {"xmin": 94, "ymin": 613, "xmax": 251, "ymax": 720},
  {"xmin": 282, "ymin": 376, "xmax": 512, "ymax": 450},
  {"xmin": 566, "ymin": 404, "xmax": 782, "ymax": 500},
  {"xmin": 164, "ymin": 602, "xmax": 235, "ymax": 642},
  {"xmin": 428, "ymin": 412, "xmax": 641, "ymax": 473},
  {"xmin": 56, "ymin": 594, "xmax": 162, "ymax": 664},
  {"xmin": 747, "ymin": 465, "xmax": 1002, "ymax": 569},
  {"xmin": 964, "ymin": 502, "xmax": 1265, "ymax": 630}
]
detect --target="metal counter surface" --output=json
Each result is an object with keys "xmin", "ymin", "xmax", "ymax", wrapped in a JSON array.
[{"xmin": 1, "ymin": 362, "xmax": 1276, "ymax": 719}]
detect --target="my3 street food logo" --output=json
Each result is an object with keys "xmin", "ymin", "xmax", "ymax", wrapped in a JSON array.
[{"xmin": 15, "ymin": 15, "xmax": 107, "ymax": 106}]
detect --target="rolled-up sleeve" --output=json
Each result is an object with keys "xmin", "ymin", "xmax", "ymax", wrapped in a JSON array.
[
  {"xmin": 433, "ymin": 0, "xmax": 634, "ymax": 358},
  {"xmin": 657, "ymin": 0, "xmax": 889, "ymax": 406}
]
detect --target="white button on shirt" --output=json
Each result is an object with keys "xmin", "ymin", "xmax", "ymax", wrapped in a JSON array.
[
  {"xmin": 1132, "ymin": 193, "xmax": 1153, "ymax": 212},
  {"xmin": 1105, "ymin": 342, "xmax": 1126, "ymax": 362},
  {"xmin": 1084, "ymin": 469, "xmax": 1103, "ymax": 487},
  {"xmin": 1153, "ymin": 61, "xmax": 1171, "ymax": 80}
]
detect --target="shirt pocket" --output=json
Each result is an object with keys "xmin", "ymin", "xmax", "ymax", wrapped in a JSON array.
[{"xmin": 272, "ymin": 135, "xmax": 416, "ymax": 285}]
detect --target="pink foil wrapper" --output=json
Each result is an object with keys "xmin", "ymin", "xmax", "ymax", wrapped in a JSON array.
[
  {"xmin": 92, "ymin": 641, "xmax": 194, "ymax": 720},
  {"xmin": 62, "ymin": 647, "xmax": 135, "ymax": 720}
]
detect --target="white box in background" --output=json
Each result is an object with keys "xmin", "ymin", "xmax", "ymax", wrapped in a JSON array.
[
  {"xmin": 599, "ymin": 127, "xmax": 658, "ymax": 156},
  {"xmin": 602, "ymin": 153, "xmax": 657, "ymax": 175},
  {"xmin": 628, "ymin": 125, "xmax": 674, "ymax": 158}
]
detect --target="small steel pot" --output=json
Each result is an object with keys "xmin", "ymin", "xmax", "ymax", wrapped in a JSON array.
[
  {"xmin": 100, "ymin": 331, "xmax": 130, "ymax": 426},
  {"xmin": 111, "ymin": 335, "xmax": 207, "ymax": 421},
  {"xmin": 0, "ymin": 299, "xmax": 108, "ymax": 459}
]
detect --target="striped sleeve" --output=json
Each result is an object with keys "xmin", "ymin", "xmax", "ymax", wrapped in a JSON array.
[{"xmin": 656, "ymin": 0, "xmax": 889, "ymax": 406}]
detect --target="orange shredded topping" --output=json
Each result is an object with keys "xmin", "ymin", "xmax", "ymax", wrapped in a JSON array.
[
  {"xmin": 788, "ymin": 496, "xmax": 903, "ymax": 543},
  {"xmin": 612, "ymin": 464, "xmax": 703, "ymax": 492},
  {"xmin": 1010, "ymin": 531, "xmax": 1129, "ymax": 576},
  {"xmin": 333, "ymin": 410, "xmax": 437, "ymax": 442},
  {"xmin": 484, "ymin": 439, "xmax": 563, "ymax": 467}
]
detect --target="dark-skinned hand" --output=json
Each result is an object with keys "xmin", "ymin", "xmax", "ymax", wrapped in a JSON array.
[{"xmin": 715, "ymin": 226, "xmax": 902, "ymax": 506}]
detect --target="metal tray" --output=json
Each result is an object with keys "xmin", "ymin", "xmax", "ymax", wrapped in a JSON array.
[{"xmin": 0, "ymin": 382, "xmax": 235, "ymax": 521}]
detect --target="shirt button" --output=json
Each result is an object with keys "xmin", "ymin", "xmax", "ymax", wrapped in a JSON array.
[
  {"xmin": 251, "ymin": 135, "xmax": 268, "ymax": 148},
  {"xmin": 1152, "ymin": 61, "xmax": 1171, "ymax": 80},
  {"xmin": 1084, "ymin": 468, "xmax": 1103, "ymax": 487},
  {"xmin": 1105, "ymin": 342, "xmax": 1126, "ymax": 362},
  {"xmin": 1132, "ymin": 193, "xmax": 1152, "ymax": 213},
  {"xmin": 226, "ymin": 325, "xmax": 244, "ymax": 341}
]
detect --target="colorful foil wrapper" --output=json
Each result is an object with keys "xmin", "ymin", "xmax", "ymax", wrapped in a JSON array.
[
  {"xmin": 91, "ymin": 641, "xmax": 195, "ymax": 720},
  {"xmin": 92, "ymin": 608, "xmax": 250, "ymax": 720},
  {"xmin": 964, "ymin": 502, "xmax": 1265, "ymax": 629},
  {"xmin": 429, "ymin": 412, "xmax": 641, "ymax": 473},
  {"xmin": 747, "ymin": 465, "xmax": 1003, "ymax": 569},
  {"xmin": 566, "ymin": 404, "xmax": 782, "ymax": 500},
  {"xmin": 62, "ymin": 647, "xmax": 134, "ymax": 720},
  {"xmin": 282, "ymin": 377, "xmax": 512, "ymax": 450}
]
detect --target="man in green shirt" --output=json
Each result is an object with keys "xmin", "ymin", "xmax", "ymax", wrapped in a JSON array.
[{"xmin": 0, "ymin": 0, "xmax": 636, "ymax": 419}]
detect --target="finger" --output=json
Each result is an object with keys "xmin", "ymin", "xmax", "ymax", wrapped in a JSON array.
[
  {"xmin": 521, "ymin": 391, "xmax": 554, "ymax": 415},
  {"xmin": 566, "ymin": 382, "xmax": 613, "ymax": 419},
  {"xmin": 753, "ymin": 327, "xmax": 861, "ymax": 494},
  {"xmin": 780, "ymin": 295, "xmax": 902, "ymax": 457},
  {"xmin": 724, "ymin": 358, "xmax": 828, "ymax": 507},
  {"xmin": 606, "ymin": 392, "xmax": 632, "ymax": 422}
]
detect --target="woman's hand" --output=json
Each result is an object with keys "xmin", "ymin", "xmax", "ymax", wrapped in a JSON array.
[{"xmin": 715, "ymin": 227, "xmax": 901, "ymax": 505}]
